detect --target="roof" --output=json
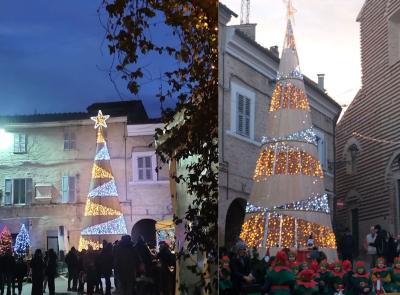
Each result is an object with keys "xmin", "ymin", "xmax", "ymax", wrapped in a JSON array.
[
  {"xmin": 219, "ymin": 2, "xmax": 238, "ymax": 18},
  {"xmin": 0, "ymin": 100, "xmax": 160, "ymax": 125},
  {"xmin": 233, "ymin": 28, "xmax": 342, "ymax": 111}
]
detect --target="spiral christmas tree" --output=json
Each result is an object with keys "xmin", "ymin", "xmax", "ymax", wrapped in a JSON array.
[
  {"xmin": 78, "ymin": 110, "xmax": 127, "ymax": 250},
  {"xmin": 240, "ymin": 1, "xmax": 337, "ymax": 259}
]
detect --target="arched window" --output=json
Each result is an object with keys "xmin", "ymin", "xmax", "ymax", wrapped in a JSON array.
[{"xmin": 346, "ymin": 144, "xmax": 359, "ymax": 174}]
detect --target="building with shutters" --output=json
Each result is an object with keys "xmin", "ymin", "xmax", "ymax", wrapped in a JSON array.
[
  {"xmin": 218, "ymin": 3, "xmax": 342, "ymax": 249},
  {"xmin": 336, "ymin": 0, "xmax": 400, "ymax": 255},
  {"xmin": 0, "ymin": 100, "xmax": 172, "ymax": 253}
]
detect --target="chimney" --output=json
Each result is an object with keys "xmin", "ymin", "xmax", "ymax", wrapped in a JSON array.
[
  {"xmin": 270, "ymin": 46, "xmax": 279, "ymax": 58},
  {"xmin": 232, "ymin": 23, "xmax": 257, "ymax": 40},
  {"xmin": 317, "ymin": 74, "xmax": 325, "ymax": 90}
]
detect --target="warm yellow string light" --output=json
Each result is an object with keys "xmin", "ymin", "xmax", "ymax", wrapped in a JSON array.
[
  {"xmin": 270, "ymin": 82, "xmax": 309, "ymax": 112},
  {"xmin": 97, "ymin": 128, "xmax": 106, "ymax": 144},
  {"xmin": 78, "ymin": 236, "xmax": 102, "ymax": 251},
  {"xmin": 84, "ymin": 199, "xmax": 122, "ymax": 217},
  {"xmin": 240, "ymin": 213, "xmax": 336, "ymax": 249},
  {"xmin": 92, "ymin": 164, "xmax": 114, "ymax": 179}
]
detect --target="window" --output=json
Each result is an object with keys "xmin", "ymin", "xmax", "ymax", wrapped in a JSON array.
[
  {"xmin": 64, "ymin": 130, "xmax": 76, "ymax": 150},
  {"xmin": 13, "ymin": 133, "xmax": 27, "ymax": 153},
  {"xmin": 4, "ymin": 178, "xmax": 32, "ymax": 205},
  {"xmin": 346, "ymin": 144, "xmax": 359, "ymax": 174},
  {"xmin": 61, "ymin": 176, "xmax": 76, "ymax": 203},
  {"xmin": 236, "ymin": 94, "xmax": 251, "ymax": 137},
  {"xmin": 230, "ymin": 82, "xmax": 255, "ymax": 140},
  {"xmin": 315, "ymin": 130, "xmax": 327, "ymax": 169},
  {"xmin": 132, "ymin": 152, "xmax": 157, "ymax": 183}
]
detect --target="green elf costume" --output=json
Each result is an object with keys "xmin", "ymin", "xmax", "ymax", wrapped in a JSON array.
[
  {"xmin": 342, "ymin": 260, "xmax": 353, "ymax": 295},
  {"xmin": 266, "ymin": 251, "xmax": 296, "ymax": 295},
  {"xmin": 350, "ymin": 261, "xmax": 373, "ymax": 295},
  {"xmin": 331, "ymin": 260, "xmax": 346, "ymax": 294},
  {"xmin": 293, "ymin": 269, "xmax": 319, "ymax": 295},
  {"xmin": 316, "ymin": 260, "xmax": 334, "ymax": 295},
  {"xmin": 371, "ymin": 257, "xmax": 391, "ymax": 294},
  {"xmin": 219, "ymin": 256, "xmax": 233, "ymax": 294},
  {"xmin": 390, "ymin": 256, "xmax": 400, "ymax": 292}
]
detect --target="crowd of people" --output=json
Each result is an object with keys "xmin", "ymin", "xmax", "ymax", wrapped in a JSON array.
[
  {"xmin": 0, "ymin": 235, "xmax": 176, "ymax": 295},
  {"xmin": 219, "ymin": 224, "xmax": 400, "ymax": 295}
]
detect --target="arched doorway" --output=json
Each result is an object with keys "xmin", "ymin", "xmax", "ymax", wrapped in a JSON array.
[
  {"xmin": 225, "ymin": 198, "xmax": 247, "ymax": 250},
  {"xmin": 131, "ymin": 219, "xmax": 156, "ymax": 247}
]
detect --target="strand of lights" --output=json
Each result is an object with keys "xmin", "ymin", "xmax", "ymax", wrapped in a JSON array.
[
  {"xmin": 88, "ymin": 180, "xmax": 118, "ymax": 198},
  {"xmin": 78, "ymin": 236, "xmax": 102, "ymax": 251},
  {"xmin": 84, "ymin": 199, "xmax": 122, "ymax": 216},
  {"xmin": 253, "ymin": 143, "xmax": 324, "ymax": 180},
  {"xmin": 92, "ymin": 164, "xmax": 114, "ymax": 179},
  {"xmin": 81, "ymin": 216, "xmax": 127, "ymax": 235},
  {"xmin": 284, "ymin": 19, "xmax": 297, "ymax": 51},
  {"xmin": 270, "ymin": 82, "xmax": 309, "ymax": 112},
  {"xmin": 240, "ymin": 213, "xmax": 336, "ymax": 249},
  {"xmin": 262, "ymin": 127, "xmax": 317, "ymax": 146},
  {"xmin": 96, "ymin": 128, "xmax": 106, "ymax": 143},
  {"xmin": 277, "ymin": 68, "xmax": 303, "ymax": 81},
  {"xmin": 352, "ymin": 132, "xmax": 400, "ymax": 145},
  {"xmin": 13, "ymin": 224, "xmax": 30, "ymax": 256},
  {"xmin": 95, "ymin": 145, "xmax": 111, "ymax": 160},
  {"xmin": 246, "ymin": 193, "xmax": 330, "ymax": 214}
]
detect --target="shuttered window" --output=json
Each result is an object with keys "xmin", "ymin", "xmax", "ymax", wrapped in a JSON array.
[
  {"xmin": 137, "ymin": 156, "xmax": 153, "ymax": 181},
  {"xmin": 14, "ymin": 133, "xmax": 27, "ymax": 154},
  {"xmin": 236, "ymin": 94, "xmax": 251, "ymax": 137},
  {"xmin": 3, "ymin": 178, "xmax": 32, "ymax": 205},
  {"xmin": 61, "ymin": 176, "xmax": 76, "ymax": 203}
]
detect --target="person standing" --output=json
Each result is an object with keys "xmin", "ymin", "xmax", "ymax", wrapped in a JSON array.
[
  {"xmin": 45, "ymin": 249, "xmax": 58, "ymax": 295},
  {"xmin": 30, "ymin": 249, "xmax": 45, "ymax": 295},
  {"xmin": 13, "ymin": 257, "xmax": 27, "ymax": 295},
  {"xmin": 340, "ymin": 228, "xmax": 355, "ymax": 262},
  {"xmin": 2, "ymin": 250, "xmax": 15, "ymax": 295},
  {"xmin": 100, "ymin": 242, "xmax": 113, "ymax": 295},
  {"xmin": 65, "ymin": 247, "xmax": 79, "ymax": 291},
  {"xmin": 365, "ymin": 226, "xmax": 377, "ymax": 268}
]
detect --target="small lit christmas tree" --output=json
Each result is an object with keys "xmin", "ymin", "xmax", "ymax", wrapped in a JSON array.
[
  {"xmin": 240, "ymin": 0, "xmax": 337, "ymax": 259},
  {"xmin": 0, "ymin": 225, "xmax": 12, "ymax": 254},
  {"xmin": 78, "ymin": 110, "xmax": 128, "ymax": 250},
  {"xmin": 14, "ymin": 224, "xmax": 31, "ymax": 256}
]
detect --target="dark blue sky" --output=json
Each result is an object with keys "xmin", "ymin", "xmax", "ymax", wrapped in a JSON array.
[{"xmin": 0, "ymin": 1, "xmax": 178, "ymax": 118}]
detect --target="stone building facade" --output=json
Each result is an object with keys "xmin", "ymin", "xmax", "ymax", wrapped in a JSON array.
[
  {"xmin": 0, "ymin": 100, "xmax": 171, "ymax": 253},
  {"xmin": 218, "ymin": 3, "xmax": 342, "ymax": 248},
  {"xmin": 336, "ymin": 0, "xmax": 400, "ymax": 255}
]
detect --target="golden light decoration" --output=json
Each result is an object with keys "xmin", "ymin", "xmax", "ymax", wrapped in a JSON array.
[
  {"xmin": 78, "ymin": 236, "xmax": 102, "ymax": 251},
  {"xmin": 96, "ymin": 128, "xmax": 106, "ymax": 144},
  {"xmin": 84, "ymin": 199, "xmax": 122, "ymax": 217},
  {"xmin": 269, "ymin": 82, "xmax": 309, "ymax": 112},
  {"xmin": 254, "ymin": 145, "xmax": 323, "ymax": 180},
  {"xmin": 91, "ymin": 110, "xmax": 110, "ymax": 129},
  {"xmin": 240, "ymin": 213, "xmax": 336, "ymax": 249},
  {"xmin": 92, "ymin": 164, "xmax": 114, "ymax": 179}
]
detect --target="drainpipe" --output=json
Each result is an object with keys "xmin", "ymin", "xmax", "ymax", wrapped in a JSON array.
[
  {"xmin": 332, "ymin": 111, "xmax": 341, "ymax": 231},
  {"xmin": 124, "ymin": 121, "xmax": 132, "ymax": 222}
]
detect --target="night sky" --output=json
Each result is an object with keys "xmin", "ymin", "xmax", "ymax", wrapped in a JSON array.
[{"xmin": 0, "ymin": 1, "xmax": 179, "ymax": 118}]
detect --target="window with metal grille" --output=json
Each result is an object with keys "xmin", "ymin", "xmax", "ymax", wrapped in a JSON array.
[
  {"xmin": 61, "ymin": 176, "xmax": 76, "ymax": 203},
  {"xmin": 13, "ymin": 133, "xmax": 27, "ymax": 154},
  {"xmin": 64, "ymin": 131, "xmax": 76, "ymax": 150}
]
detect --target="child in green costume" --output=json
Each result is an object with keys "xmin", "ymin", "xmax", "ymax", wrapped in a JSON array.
[
  {"xmin": 371, "ymin": 257, "xmax": 391, "ymax": 294},
  {"xmin": 390, "ymin": 256, "xmax": 400, "ymax": 292},
  {"xmin": 219, "ymin": 256, "xmax": 233, "ymax": 294},
  {"xmin": 265, "ymin": 251, "xmax": 295, "ymax": 295},
  {"xmin": 316, "ymin": 260, "xmax": 333, "ymax": 295},
  {"xmin": 350, "ymin": 261, "xmax": 373, "ymax": 295},
  {"xmin": 293, "ymin": 269, "xmax": 319, "ymax": 295},
  {"xmin": 331, "ymin": 260, "xmax": 346, "ymax": 294}
]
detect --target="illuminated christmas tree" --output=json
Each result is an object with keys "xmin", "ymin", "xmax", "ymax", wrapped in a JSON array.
[
  {"xmin": 0, "ymin": 225, "xmax": 12, "ymax": 254},
  {"xmin": 240, "ymin": 1, "xmax": 337, "ymax": 259},
  {"xmin": 78, "ymin": 110, "xmax": 128, "ymax": 250},
  {"xmin": 14, "ymin": 224, "xmax": 31, "ymax": 256}
]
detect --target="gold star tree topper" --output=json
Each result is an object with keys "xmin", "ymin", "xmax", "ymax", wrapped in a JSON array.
[{"xmin": 91, "ymin": 110, "xmax": 110, "ymax": 129}]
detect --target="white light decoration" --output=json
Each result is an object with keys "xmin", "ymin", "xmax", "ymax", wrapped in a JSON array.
[
  {"xmin": 81, "ymin": 216, "xmax": 127, "ymax": 235},
  {"xmin": 262, "ymin": 127, "xmax": 317, "ymax": 146},
  {"xmin": 95, "ymin": 145, "xmax": 111, "ymax": 160},
  {"xmin": 90, "ymin": 110, "xmax": 110, "ymax": 129},
  {"xmin": 88, "ymin": 180, "xmax": 118, "ymax": 198},
  {"xmin": 13, "ymin": 224, "xmax": 30, "ymax": 256},
  {"xmin": 246, "ymin": 193, "xmax": 330, "ymax": 214},
  {"xmin": 277, "ymin": 68, "xmax": 303, "ymax": 81}
]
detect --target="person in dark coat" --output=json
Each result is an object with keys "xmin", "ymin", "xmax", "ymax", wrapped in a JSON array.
[
  {"xmin": 65, "ymin": 247, "xmax": 79, "ymax": 291},
  {"xmin": 156, "ymin": 241, "xmax": 175, "ymax": 295},
  {"xmin": 12, "ymin": 257, "xmax": 27, "ymax": 295},
  {"xmin": 30, "ymin": 249, "xmax": 45, "ymax": 295},
  {"xmin": 230, "ymin": 242, "xmax": 253, "ymax": 294},
  {"xmin": 340, "ymin": 228, "xmax": 355, "ymax": 262},
  {"xmin": 0, "ymin": 254, "xmax": 4, "ymax": 295},
  {"xmin": 100, "ymin": 242, "xmax": 113, "ymax": 295},
  {"xmin": 45, "ymin": 249, "xmax": 57, "ymax": 295},
  {"xmin": 83, "ymin": 246, "xmax": 97, "ymax": 295},
  {"xmin": 114, "ymin": 235, "xmax": 139, "ymax": 295},
  {"xmin": 2, "ymin": 250, "xmax": 15, "ymax": 295}
]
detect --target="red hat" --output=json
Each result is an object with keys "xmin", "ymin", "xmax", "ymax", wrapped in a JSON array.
[
  {"xmin": 356, "ymin": 261, "xmax": 365, "ymax": 269},
  {"xmin": 221, "ymin": 256, "xmax": 230, "ymax": 262},
  {"xmin": 275, "ymin": 250, "xmax": 289, "ymax": 267},
  {"xmin": 310, "ymin": 260, "xmax": 319, "ymax": 272},
  {"xmin": 342, "ymin": 260, "xmax": 352, "ymax": 272},
  {"xmin": 297, "ymin": 269, "xmax": 318, "ymax": 288}
]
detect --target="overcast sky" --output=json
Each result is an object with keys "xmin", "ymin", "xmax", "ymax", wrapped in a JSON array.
[
  {"xmin": 224, "ymin": 0, "xmax": 365, "ymax": 107},
  {"xmin": 0, "ymin": 1, "xmax": 178, "ymax": 117}
]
